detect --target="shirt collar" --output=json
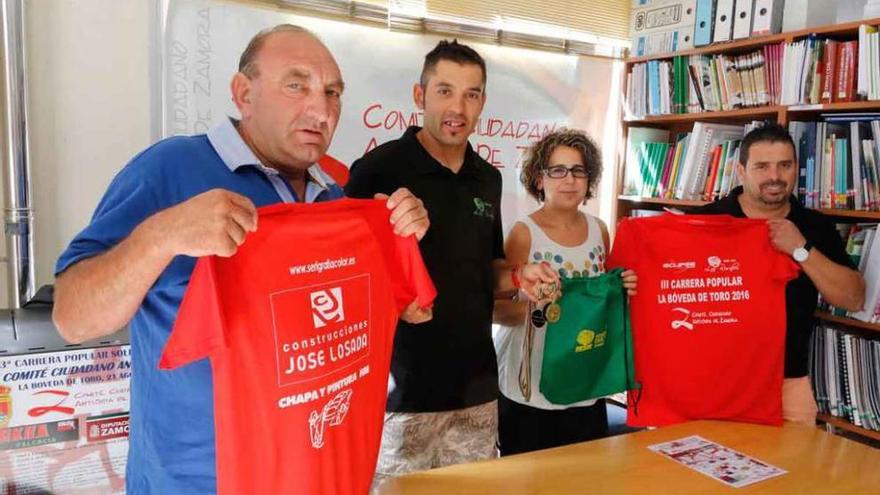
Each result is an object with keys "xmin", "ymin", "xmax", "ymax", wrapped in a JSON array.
[
  {"xmin": 401, "ymin": 126, "xmax": 480, "ymax": 177},
  {"xmin": 206, "ymin": 117, "xmax": 332, "ymax": 190},
  {"xmin": 306, "ymin": 163, "xmax": 332, "ymax": 190},
  {"xmin": 719, "ymin": 186, "xmax": 746, "ymax": 216}
]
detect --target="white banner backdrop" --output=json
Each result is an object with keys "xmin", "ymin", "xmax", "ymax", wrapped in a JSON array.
[
  {"xmin": 161, "ymin": 0, "xmax": 620, "ymax": 231},
  {"xmin": 0, "ymin": 346, "xmax": 131, "ymax": 494}
]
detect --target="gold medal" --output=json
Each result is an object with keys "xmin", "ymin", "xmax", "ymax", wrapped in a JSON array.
[{"xmin": 546, "ymin": 303, "xmax": 561, "ymax": 323}]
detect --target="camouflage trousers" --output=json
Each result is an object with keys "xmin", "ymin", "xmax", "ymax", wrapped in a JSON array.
[{"xmin": 372, "ymin": 401, "xmax": 498, "ymax": 488}]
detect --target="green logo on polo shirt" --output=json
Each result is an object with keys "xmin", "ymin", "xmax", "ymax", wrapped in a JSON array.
[{"xmin": 473, "ymin": 198, "xmax": 494, "ymax": 219}]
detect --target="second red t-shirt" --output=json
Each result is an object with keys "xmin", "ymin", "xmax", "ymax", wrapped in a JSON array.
[{"xmin": 608, "ymin": 214, "xmax": 799, "ymax": 427}]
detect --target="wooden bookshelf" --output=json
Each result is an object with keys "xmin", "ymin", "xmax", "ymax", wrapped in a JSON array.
[
  {"xmin": 815, "ymin": 209, "xmax": 880, "ymax": 221},
  {"xmin": 626, "ymin": 17, "xmax": 880, "ymax": 64},
  {"xmin": 617, "ymin": 18, "xmax": 880, "ymax": 446},
  {"xmin": 617, "ymin": 196, "xmax": 707, "ymax": 208},
  {"xmin": 624, "ymin": 18, "xmax": 880, "ymax": 126},
  {"xmin": 617, "ymin": 196, "xmax": 880, "ymax": 221},
  {"xmin": 787, "ymin": 100, "xmax": 880, "ymax": 114},
  {"xmin": 625, "ymin": 102, "xmax": 880, "ymax": 126},
  {"xmin": 815, "ymin": 311, "xmax": 880, "ymax": 333},
  {"xmin": 624, "ymin": 92, "xmax": 880, "ymax": 126},
  {"xmin": 627, "ymin": 33, "xmax": 787, "ymax": 63},
  {"xmin": 817, "ymin": 414, "xmax": 880, "ymax": 442},
  {"xmin": 624, "ymin": 106, "xmax": 783, "ymax": 125},
  {"xmin": 616, "ymin": 196, "xmax": 706, "ymax": 218}
]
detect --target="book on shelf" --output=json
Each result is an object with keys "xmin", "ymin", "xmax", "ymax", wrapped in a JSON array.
[
  {"xmin": 623, "ymin": 121, "xmax": 767, "ymax": 202},
  {"xmin": 789, "ymin": 114, "xmax": 880, "ymax": 212},
  {"xmin": 819, "ymin": 223, "xmax": 880, "ymax": 323},
  {"xmin": 625, "ymin": 23, "xmax": 880, "ymax": 119},
  {"xmin": 627, "ymin": 47, "xmax": 781, "ymax": 118},
  {"xmin": 782, "ymin": 37, "xmax": 859, "ymax": 105},
  {"xmin": 840, "ymin": 333, "xmax": 855, "ymax": 425},
  {"xmin": 858, "ymin": 25, "xmax": 880, "ymax": 101},
  {"xmin": 678, "ymin": 122, "xmax": 741, "ymax": 200},
  {"xmin": 812, "ymin": 325, "xmax": 880, "ymax": 432},
  {"xmin": 623, "ymin": 127, "xmax": 671, "ymax": 196}
]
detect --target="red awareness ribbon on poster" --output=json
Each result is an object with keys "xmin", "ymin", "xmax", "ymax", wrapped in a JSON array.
[{"xmin": 27, "ymin": 389, "xmax": 76, "ymax": 417}]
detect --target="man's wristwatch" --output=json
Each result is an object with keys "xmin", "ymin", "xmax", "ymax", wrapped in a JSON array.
[{"xmin": 792, "ymin": 241, "xmax": 813, "ymax": 263}]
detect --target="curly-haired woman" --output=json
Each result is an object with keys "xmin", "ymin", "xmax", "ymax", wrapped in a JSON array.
[{"xmin": 493, "ymin": 128, "xmax": 638, "ymax": 455}]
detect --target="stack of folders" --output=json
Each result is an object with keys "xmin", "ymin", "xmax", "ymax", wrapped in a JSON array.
[
  {"xmin": 622, "ymin": 121, "xmax": 765, "ymax": 200},
  {"xmin": 789, "ymin": 114, "xmax": 880, "ymax": 212},
  {"xmin": 629, "ymin": 0, "xmax": 786, "ymax": 56},
  {"xmin": 627, "ymin": 45, "xmax": 783, "ymax": 118},
  {"xmin": 820, "ymin": 223, "xmax": 880, "ymax": 324},
  {"xmin": 812, "ymin": 324, "xmax": 880, "ymax": 431}
]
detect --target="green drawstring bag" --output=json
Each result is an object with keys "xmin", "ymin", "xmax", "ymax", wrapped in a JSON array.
[{"xmin": 539, "ymin": 268, "xmax": 639, "ymax": 405}]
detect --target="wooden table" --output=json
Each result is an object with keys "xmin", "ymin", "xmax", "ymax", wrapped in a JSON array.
[{"xmin": 377, "ymin": 420, "xmax": 880, "ymax": 494}]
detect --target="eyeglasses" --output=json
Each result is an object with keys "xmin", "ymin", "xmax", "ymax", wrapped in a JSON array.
[{"xmin": 543, "ymin": 165, "xmax": 589, "ymax": 179}]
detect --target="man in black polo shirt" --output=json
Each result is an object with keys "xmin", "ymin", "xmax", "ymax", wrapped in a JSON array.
[
  {"xmin": 696, "ymin": 123, "xmax": 865, "ymax": 424},
  {"xmin": 346, "ymin": 40, "xmax": 557, "ymax": 481}
]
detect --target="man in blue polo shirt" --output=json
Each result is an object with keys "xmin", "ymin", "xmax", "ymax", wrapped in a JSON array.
[{"xmin": 51, "ymin": 25, "xmax": 429, "ymax": 494}]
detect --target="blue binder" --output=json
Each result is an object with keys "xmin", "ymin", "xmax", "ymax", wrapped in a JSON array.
[{"xmin": 694, "ymin": 0, "xmax": 716, "ymax": 47}]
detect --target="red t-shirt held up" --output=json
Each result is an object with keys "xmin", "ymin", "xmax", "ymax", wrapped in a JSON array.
[
  {"xmin": 608, "ymin": 214, "xmax": 798, "ymax": 427},
  {"xmin": 160, "ymin": 198, "xmax": 436, "ymax": 495}
]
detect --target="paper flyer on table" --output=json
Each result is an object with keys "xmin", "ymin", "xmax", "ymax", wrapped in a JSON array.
[{"xmin": 648, "ymin": 435, "xmax": 787, "ymax": 488}]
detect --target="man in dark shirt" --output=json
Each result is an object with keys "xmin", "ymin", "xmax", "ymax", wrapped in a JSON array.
[
  {"xmin": 346, "ymin": 40, "xmax": 556, "ymax": 481},
  {"xmin": 696, "ymin": 123, "xmax": 865, "ymax": 424}
]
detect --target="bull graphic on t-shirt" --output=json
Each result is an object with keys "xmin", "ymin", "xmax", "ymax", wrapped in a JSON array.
[{"xmin": 308, "ymin": 389, "xmax": 353, "ymax": 448}]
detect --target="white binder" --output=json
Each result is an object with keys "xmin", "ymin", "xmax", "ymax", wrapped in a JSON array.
[
  {"xmin": 751, "ymin": 0, "xmax": 784, "ymax": 36},
  {"xmin": 732, "ymin": 0, "xmax": 755, "ymax": 40},
  {"xmin": 713, "ymin": 0, "xmax": 736, "ymax": 43},
  {"xmin": 630, "ymin": 0, "xmax": 698, "ymax": 37},
  {"xmin": 676, "ymin": 26, "xmax": 696, "ymax": 50},
  {"xmin": 630, "ymin": 0, "xmax": 699, "ymax": 55}
]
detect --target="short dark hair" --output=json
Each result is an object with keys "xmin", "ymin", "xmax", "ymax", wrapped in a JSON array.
[
  {"xmin": 238, "ymin": 24, "xmax": 315, "ymax": 78},
  {"xmin": 419, "ymin": 39, "xmax": 487, "ymax": 87},
  {"xmin": 739, "ymin": 122, "xmax": 796, "ymax": 166},
  {"xmin": 520, "ymin": 129, "xmax": 603, "ymax": 202}
]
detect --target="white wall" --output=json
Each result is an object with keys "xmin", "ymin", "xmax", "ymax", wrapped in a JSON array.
[
  {"xmin": 12, "ymin": 0, "xmax": 621, "ymax": 308},
  {"xmin": 24, "ymin": 0, "xmax": 152, "ymax": 306}
]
